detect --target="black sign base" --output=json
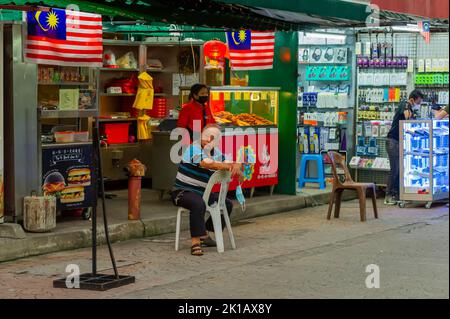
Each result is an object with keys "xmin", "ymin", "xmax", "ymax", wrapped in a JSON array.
[{"xmin": 53, "ymin": 273, "xmax": 135, "ymax": 291}]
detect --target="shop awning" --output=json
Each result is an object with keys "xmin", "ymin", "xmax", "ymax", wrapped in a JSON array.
[{"xmin": 1, "ymin": 0, "xmax": 448, "ymax": 30}]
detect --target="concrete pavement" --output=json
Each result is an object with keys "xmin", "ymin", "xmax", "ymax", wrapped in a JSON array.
[{"xmin": 0, "ymin": 199, "xmax": 448, "ymax": 299}]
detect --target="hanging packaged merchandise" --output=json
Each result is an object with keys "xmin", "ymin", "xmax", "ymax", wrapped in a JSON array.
[
  {"xmin": 116, "ymin": 52, "xmax": 138, "ymax": 69},
  {"xmin": 356, "ymin": 136, "xmax": 367, "ymax": 156},
  {"xmin": 366, "ymin": 137, "xmax": 378, "ymax": 156},
  {"xmin": 133, "ymin": 72, "xmax": 154, "ymax": 110}
]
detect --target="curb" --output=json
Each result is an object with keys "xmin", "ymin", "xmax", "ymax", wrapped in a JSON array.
[{"xmin": 0, "ymin": 191, "xmax": 355, "ymax": 263}]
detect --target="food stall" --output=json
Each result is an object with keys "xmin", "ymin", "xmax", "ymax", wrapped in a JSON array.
[{"xmin": 180, "ymin": 86, "xmax": 280, "ymax": 195}]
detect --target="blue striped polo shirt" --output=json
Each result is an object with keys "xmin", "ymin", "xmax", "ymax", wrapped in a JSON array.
[{"xmin": 173, "ymin": 143, "xmax": 224, "ymax": 196}]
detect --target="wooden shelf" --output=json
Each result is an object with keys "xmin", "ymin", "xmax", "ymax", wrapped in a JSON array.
[
  {"xmin": 38, "ymin": 82, "xmax": 95, "ymax": 86},
  {"xmin": 101, "ymin": 93, "xmax": 136, "ymax": 97},
  {"xmin": 40, "ymin": 109, "xmax": 97, "ymax": 118},
  {"xmin": 99, "ymin": 68, "xmax": 139, "ymax": 72},
  {"xmin": 98, "ymin": 118, "xmax": 137, "ymax": 122}
]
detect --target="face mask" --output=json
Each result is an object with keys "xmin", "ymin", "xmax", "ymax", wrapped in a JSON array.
[
  {"xmin": 236, "ymin": 185, "xmax": 246, "ymax": 213},
  {"xmin": 196, "ymin": 96, "xmax": 209, "ymax": 105}
]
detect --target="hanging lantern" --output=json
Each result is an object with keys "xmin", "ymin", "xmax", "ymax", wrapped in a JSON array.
[{"xmin": 203, "ymin": 40, "xmax": 227, "ymax": 86}]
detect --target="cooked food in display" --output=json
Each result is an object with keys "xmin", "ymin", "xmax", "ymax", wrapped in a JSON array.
[
  {"xmin": 214, "ymin": 112, "xmax": 274, "ymax": 126},
  {"xmin": 214, "ymin": 111, "xmax": 234, "ymax": 124}
]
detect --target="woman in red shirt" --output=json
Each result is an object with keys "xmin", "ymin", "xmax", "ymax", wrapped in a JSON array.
[{"xmin": 177, "ymin": 84, "xmax": 216, "ymax": 141}]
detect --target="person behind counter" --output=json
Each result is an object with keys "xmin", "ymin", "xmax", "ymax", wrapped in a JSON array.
[
  {"xmin": 171, "ymin": 124, "xmax": 244, "ymax": 256},
  {"xmin": 435, "ymin": 104, "xmax": 449, "ymax": 120},
  {"xmin": 385, "ymin": 89, "xmax": 424, "ymax": 206},
  {"xmin": 177, "ymin": 84, "xmax": 217, "ymax": 141}
]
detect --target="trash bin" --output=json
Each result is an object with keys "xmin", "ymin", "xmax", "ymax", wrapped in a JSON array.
[{"xmin": 23, "ymin": 193, "xmax": 56, "ymax": 232}]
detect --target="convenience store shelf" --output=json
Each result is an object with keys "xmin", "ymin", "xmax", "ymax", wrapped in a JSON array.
[{"xmin": 352, "ymin": 166, "xmax": 390, "ymax": 172}]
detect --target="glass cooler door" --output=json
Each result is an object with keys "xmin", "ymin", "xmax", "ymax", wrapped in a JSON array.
[
  {"xmin": 432, "ymin": 120, "xmax": 449, "ymax": 196},
  {"xmin": 402, "ymin": 121, "xmax": 432, "ymax": 196}
]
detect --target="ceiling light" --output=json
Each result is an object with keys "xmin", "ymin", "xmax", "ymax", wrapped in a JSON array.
[
  {"xmin": 392, "ymin": 24, "xmax": 421, "ymax": 32},
  {"xmin": 304, "ymin": 32, "xmax": 347, "ymax": 41}
]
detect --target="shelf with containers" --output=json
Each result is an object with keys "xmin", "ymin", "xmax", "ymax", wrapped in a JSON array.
[
  {"xmin": 97, "ymin": 39, "xmax": 204, "ymax": 182},
  {"xmin": 37, "ymin": 64, "xmax": 99, "ymax": 219},
  {"xmin": 399, "ymin": 119, "xmax": 449, "ymax": 208},
  {"xmin": 297, "ymin": 34, "xmax": 356, "ymax": 184}
]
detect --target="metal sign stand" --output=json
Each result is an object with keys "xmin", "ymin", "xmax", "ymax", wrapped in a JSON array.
[{"xmin": 53, "ymin": 100, "xmax": 135, "ymax": 291}]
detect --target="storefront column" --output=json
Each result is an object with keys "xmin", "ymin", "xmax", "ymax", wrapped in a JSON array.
[{"xmin": 249, "ymin": 31, "xmax": 298, "ymax": 195}]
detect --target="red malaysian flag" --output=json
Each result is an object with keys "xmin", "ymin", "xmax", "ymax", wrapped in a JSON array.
[
  {"xmin": 25, "ymin": 8, "xmax": 103, "ymax": 67},
  {"xmin": 418, "ymin": 21, "xmax": 431, "ymax": 44},
  {"xmin": 226, "ymin": 30, "xmax": 275, "ymax": 70}
]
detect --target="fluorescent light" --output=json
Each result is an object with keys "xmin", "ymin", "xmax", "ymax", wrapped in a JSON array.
[
  {"xmin": 304, "ymin": 32, "xmax": 347, "ymax": 41},
  {"xmin": 392, "ymin": 24, "xmax": 421, "ymax": 32}
]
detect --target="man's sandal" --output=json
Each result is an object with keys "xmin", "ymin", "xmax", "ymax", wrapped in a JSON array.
[
  {"xmin": 201, "ymin": 236, "xmax": 217, "ymax": 247},
  {"xmin": 191, "ymin": 244, "xmax": 204, "ymax": 256}
]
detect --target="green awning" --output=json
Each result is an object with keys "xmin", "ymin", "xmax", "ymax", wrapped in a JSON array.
[{"xmin": 1, "ymin": 0, "xmax": 448, "ymax": 29}]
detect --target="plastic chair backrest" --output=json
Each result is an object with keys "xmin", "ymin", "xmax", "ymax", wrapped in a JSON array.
[
  {"xmin": 328, "ymin": 151, "xmax": 354, "ymax": 186},
  {"xmin": 202, "ymin": 170, "xmax": 232, "ymax": 209}
]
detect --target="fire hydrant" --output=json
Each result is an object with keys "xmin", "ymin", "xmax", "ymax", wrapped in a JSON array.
[{"xmin": 125, "ymin": 159, "xmax": 147, "ymax": 220}]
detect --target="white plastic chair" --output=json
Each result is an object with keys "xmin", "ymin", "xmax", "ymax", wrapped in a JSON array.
[{"xmin": 175, "ymin": 170, "xmax": 236, "ymax": 253}]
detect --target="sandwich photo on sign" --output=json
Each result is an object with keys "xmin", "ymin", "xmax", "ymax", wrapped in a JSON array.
[
  {"xmin": 67, "ymin": 168, "xmax": 91, "ymax": 187},
  {"xmin": 60, "ymin": 186, "xmax": 85, "ymax": 204}
]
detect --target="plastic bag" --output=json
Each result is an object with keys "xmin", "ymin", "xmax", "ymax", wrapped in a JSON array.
[
  {"xmin": 116, "ymin": 52, "xmax": 138, "ymax": 69},
  {"xmin": 103, "ymin": 50, "xmax": 117, "ymax": 68}
]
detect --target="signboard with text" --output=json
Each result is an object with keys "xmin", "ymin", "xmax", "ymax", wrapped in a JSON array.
[{"xmin": 42, "ymin": 144, "xmax": 94, "ymax": 211}]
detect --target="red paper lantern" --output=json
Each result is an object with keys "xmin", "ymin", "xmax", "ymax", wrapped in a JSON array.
[{"xmin": 203, "ymin": 40, "xmax": 228, "ymax": 64}]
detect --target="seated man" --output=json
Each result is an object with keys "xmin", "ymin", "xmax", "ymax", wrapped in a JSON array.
[{"xmin": 171, "ymin": 124, "xmax": 244, "ymax": 256}]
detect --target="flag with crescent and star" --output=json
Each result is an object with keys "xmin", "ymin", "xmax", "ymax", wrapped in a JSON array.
[
  {"xmin": 25, "ymin": 8, "xmax": 103, "ymax": 67},
  {"xmin": 226, "ymin": 30, "xmax": 275, "ymax": 70}
]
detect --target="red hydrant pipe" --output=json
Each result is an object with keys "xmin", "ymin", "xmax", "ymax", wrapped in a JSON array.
[{"xmin": 128, "ymin": 176, "xmax": 142, "ymax": 220}]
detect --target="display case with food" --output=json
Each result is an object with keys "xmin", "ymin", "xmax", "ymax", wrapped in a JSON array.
[{"xmin": 208, "ymin": 87, "xmax": 280, "ymax": 194}]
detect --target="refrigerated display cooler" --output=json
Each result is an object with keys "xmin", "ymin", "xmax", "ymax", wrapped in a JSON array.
[{"xmin": 399, "ymin": 119, "xmax": 449, "ymax": 209}]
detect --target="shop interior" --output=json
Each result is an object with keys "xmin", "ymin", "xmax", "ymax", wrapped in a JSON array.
[{"xmin": 0, "ymin": 13, "xmax": 448, "ymax": 232}]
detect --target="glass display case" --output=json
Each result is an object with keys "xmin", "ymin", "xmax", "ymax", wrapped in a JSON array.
[
  {"xmin": 209, "ymin": 87, "xmax": 279, "ymax": 127},
  {"xmin": 180, "ymin": 86, "xmax": 279, "ymax": 127},
  {"xmin": 399, "ymin": 119, "xmax": 449, "ymax": 208}
]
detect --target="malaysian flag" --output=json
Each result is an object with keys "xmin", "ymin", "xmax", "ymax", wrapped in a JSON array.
[
  {"xmin": 418, "ymin": 21, "xmax": 431, "ymax": 44},
  {"xmin": 226, "ymin": 30, "xmax": 275, "ymax": 70},
  {"xmin": 25, "ymin": 8, "xmax": 103, "ymax": 67}
]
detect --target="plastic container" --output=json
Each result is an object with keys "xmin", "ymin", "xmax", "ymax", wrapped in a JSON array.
[
  {"xmin": 103, "ymin": 123, "xmax": 131, "ymax": 144},
  {"xmin": 73, "ymin": 131, "xmax": 89, "ymax": 142},
  {"xmin": 54, "ymin": 131, "xmax": 75, "ymax": 143}
]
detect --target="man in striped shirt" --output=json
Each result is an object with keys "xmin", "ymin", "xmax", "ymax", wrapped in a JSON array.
[{"xmin": 171, "ymin": 125, "xmax": 244, "ymax": 256}]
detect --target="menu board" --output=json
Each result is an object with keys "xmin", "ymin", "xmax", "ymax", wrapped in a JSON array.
[{"xmin": 42, "ymin": 144, "xmax": 94, "ymax": 211}]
